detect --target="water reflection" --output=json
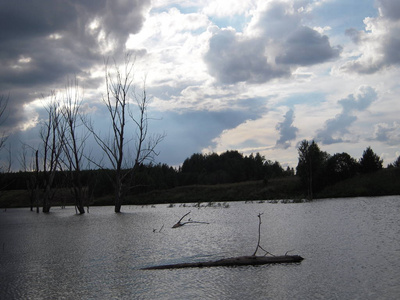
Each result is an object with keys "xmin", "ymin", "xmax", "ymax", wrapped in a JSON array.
[{"xmin": 1, "ymin": 196, "xmax": 399, "ymax": 299}]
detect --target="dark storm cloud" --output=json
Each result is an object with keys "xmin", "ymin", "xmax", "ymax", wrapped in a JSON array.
[
  {"xmin": 378, "ymin": 0, "xmax": 400, "ymax": 20},
  {"xmin": 316, "ymin": 86, "xmax": 377, "ymax": 144},
  {"xmin": 0, "ymin": 0, "xmax": 150, "ymax": 131},
  {"xmin": 275, "ymin": 109, "xmax": 298, "ymax": 149},
  {"xmin": 276, "ymin": 26, "xmax": 341, "ymax": 65},
  {"xmin": 204, "ymin": 1, "xmax": 341, "ymax": 84}
]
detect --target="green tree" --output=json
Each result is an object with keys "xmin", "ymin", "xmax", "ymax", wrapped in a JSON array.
[
  {"xmin": 359, "ymin": 147, "xmax": 383, "ymax": 173},
  {"xmin": 296, "ymin": 140, "xmax": 329, "ymax": 199},
  {"xmin": 387, "ymin": 156, "xmax": 400, "ymax": 168},
  {"xmin": 326, "ymin": 152, "xmax": 358, "ymax": 183}
]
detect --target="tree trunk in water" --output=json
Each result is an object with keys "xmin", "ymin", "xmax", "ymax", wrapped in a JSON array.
[
  {"xmin": 114, "ymin": 178, "xmax": 123, "ymax": 213},
  {"xmin": 43, "ymin": 202, "xmax": 51, "ymax": 213},
  {"xmin": 74, "ymin": 187, "xmax": 85, "ymax": 214},
  {"xmin": 77, "ymin": 204, "xmax": 85, "ymax": 214},
  {"xmin": 42, "ymin": 186, "xmax": 51, "ymax": 213}
]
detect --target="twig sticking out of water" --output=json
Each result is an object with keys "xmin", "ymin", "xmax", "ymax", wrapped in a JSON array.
[
  {"xmin": 172, "ymin": 211, "xmax": 209, "ymax": 228},
  {"xmin": 153, "ymin": 224, "xmax": 164, "ymax": 233},
  {"xmin": 252, "ymin": 213, "xmax": 275, "ymax": 257}
]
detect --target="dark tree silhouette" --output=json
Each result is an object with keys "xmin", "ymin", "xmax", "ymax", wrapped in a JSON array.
[
  {"xmin": 39, "ymin": 96, "xmax": 65, "ymax": 213},
  {"xmin": 0, "ymin": 94, "xmax": 9, "ymax": 154},
  {"xmin": 60, "ymin": 79, "xmax": 89, "ymax": 214},
  {"xmin": 387, "ymin": 156, "xmax": 400, "ymax": 168},
  {"xmin": 326, "ymin": 152, "xmax": 358, "ymax": 183},
  {"xmin": 359, "ymin": 146, "xmax": 383, "ymax": 173},
  {"xmin": 180, "ymin": 151, "xmax": 286, "ymax": 185},
  {"xmin": 87, "ymin": 54, "xmax": 164, "ymax": 213},
  {"xmin": 296, "ymin": 140, "xmax": 329, "ymax": 199}
]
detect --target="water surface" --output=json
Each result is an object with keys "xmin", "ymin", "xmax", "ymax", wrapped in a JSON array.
[{"xmin": 1, "ymin": 196, "xmax": 399, "ymax": 299}]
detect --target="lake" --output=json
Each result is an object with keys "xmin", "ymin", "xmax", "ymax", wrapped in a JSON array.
[{"xmin": 1, "ymin": 196, "xmax": 399, "ymax": 299}]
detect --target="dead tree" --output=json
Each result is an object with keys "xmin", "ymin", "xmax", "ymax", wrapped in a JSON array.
[
  {"xmin": 86, "ymin": 54, "xmax": 164, "ymax": 213},
  {"xmin": 39, "ymin": 96, "xmax": 65, "ymax": 213},
  {"xmin": 18, "ymin": 143, "xmax": 41, "ymax": 212},
  {"xmin": 0, "ymin": 94, "xmax": 8, "ymax": 153},
  {"xmin": 172, "ymin": 211, "xmax": 209, "ymax": 228},
  {"xmin": 60, "ymin": 79, "xmax": 89, "ymax": 214},
  {"xmin": 0, "ymin": 95, "xmax": 9, "ymax": 207}
]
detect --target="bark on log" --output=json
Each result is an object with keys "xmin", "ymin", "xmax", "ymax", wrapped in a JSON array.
[{"xmin": 141, "ymin": 255, "xmax": 304, "ymax": 270}]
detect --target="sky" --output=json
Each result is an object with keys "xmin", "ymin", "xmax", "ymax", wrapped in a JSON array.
[{"xmin": 0, "ymin": 0, "xmax": 400, "ymax": 171}]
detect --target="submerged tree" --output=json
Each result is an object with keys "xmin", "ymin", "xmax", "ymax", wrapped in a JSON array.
[
  {"xmin": 39, "ymin": 96, "xmax": 65, "ymax": 213},
  {"xmin": 60, "ymin": 80, "xmax": 89, "ymax": 214},
  {"xmin": 87, "ymin": 54, "xmax": 164, "ymax": 213}
]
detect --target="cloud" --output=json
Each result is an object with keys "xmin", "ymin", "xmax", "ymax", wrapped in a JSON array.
[
  {"xmin": 276, "ymin": 26, "xmax": 342, "ymax": 65},
  {"xmin": 154, "ymin": 104, "xmax": 267, "ymax": 165},
  {"xmin": 372, "ymin": 122, "xmax": 400, "ymax": 145},
  {"xmin": 203, "ymin": 0, "xmax": 341, "ymax": 84},
  {"xmin": 341, "ymin": 0, "xmax": 400, "ymax": 74},
  {"xmin": 0, "ymin": 0, "xmax": 151, "ymax": 132},
  {"xmin": 202, "ymin": 0, "xmax": 257, "ymax": 18},
  {"xmin": 316, "ymin": 86, "xmax": 377, "ymax": 144},
  {"xmin": 204, "ymin": 27, "xmax": 289, "ymax": 84},
  {"xmin": 275, "ymin": 109, "xmax": 298, "ymax": 149},
  {"xmin": 378, "ymin": 0, "xmax": 400, "ymax": 20}
]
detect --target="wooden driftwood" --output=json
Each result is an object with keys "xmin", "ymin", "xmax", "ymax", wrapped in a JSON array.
[
  {"xmin": 143, "ymin": 213, "xmax": 304, "ymax": 270},
  {"xmin": 141, "ymin": 255, "xmax": 304, "ymax": 270}
]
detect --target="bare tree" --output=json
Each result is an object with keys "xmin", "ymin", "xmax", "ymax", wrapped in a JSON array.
[
  {"xmin": 60, "ymin": 79, "xmax": 89, "ymax": 214},
  {"xmin": 0, "ymin": 94, "xmax": 9, "ymax": 153},
  {"xmin": 39, "ymin": 95, "xmax": 65, "ymax": 213},
  {"xmin": 87, "ymin": 54, "xmax": 164, "ymax": 213},
  {"xmin": 18, "ymin": 143, "xmax": 39, "ymax": 211},
  {"xmin": 0, "ymin": 95, "xmax": 10, "ymax": 206}
]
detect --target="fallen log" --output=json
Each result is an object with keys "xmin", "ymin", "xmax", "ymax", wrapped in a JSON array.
[{"xmin": 141, "ymin": 255, "xmax": 304, "ymax": 270}]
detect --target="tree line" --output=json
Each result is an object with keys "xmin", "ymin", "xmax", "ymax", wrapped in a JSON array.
[
  {"xmin": 2, "ymin": 142, "xmax": 399, "ymax": 206},
  {"xmin": 296, "ymin": 140, "xmax": 400, "ymax": 199}
]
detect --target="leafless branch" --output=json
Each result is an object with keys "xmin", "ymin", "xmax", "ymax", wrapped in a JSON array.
[
  {"xmin": 59, "ymin": 78, "xmax": 89, "ymax": 214},
  {"xmin": 0, "ymin": 94, "xmax": 9, "ymax": 152},
  {"xmin": 172, "ymin": 211, "xmax": 209, "ymax": 228},
  {"xmin": 252, "ymin": 213, "xmax": 275, "ymax": 257}
]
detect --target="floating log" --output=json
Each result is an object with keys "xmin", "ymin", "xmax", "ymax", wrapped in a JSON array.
[{"xmin": 141, "ymin": 255, "xmax": 304, "ymax": 270}]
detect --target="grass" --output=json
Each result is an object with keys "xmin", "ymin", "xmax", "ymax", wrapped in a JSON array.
[
  {"xmin": 317, "ymin": 167, "xmax": 400, "ymax": 198},
  {"xmin": 122, "ymin": 176, "xmax": 304, "ymax": 205}
]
